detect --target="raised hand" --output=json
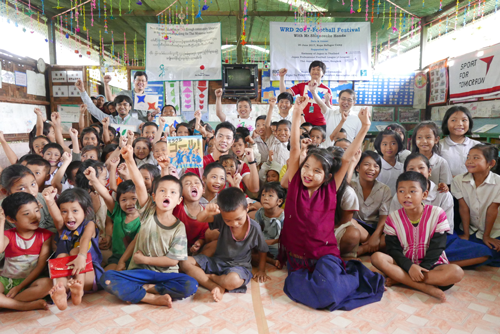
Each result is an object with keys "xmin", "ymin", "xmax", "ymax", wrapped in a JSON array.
[
  {"xmin": 102, "ymin": 117, "xmax": 110, "ymax": 128},
  {"xmin": 119, "ymin": 135, "xmax": 128, "ymax": 148},
  {"xmin": 205, "ymin": 203, "xmax": 220, "ymax": 216},
  {"xmin": 294, "ymin": 96, "xmax": 309, "ymax": 111},
  {"xmin": 308, "ymin": 81, "xmax": 317, "ymax": 93},
  {"xmin": 117, "ymin": 163, "xmax": 130, "ymax": 180},
  {"xmin": 215, "ymin": 88, "xmax": 223, "ymax": 98},
  {"xmin": 157, "ymin": 155, "xmax": 171, "ymax": 169},
  {"xmin": 0, "ymin": 131, "xmax": 5, "ymax": 143},
  {"xmin": 268, "ymin": 150, "xmax": 274, "ymax": 162},
  {"xmin": 42, "ymin": 186, "xmax": 58, "ymax": 203},
  {"xmin": 51, "ymin": 112, "xmax": 61, "ymax": 126},
  {"xmin": 75, "ymin": 79, "xmax": 85, "ymax": 93},
  {"xmin": 69, "ymin": 128, "xmax": 79, "ymax": 141},
  {"xmin": 103, "ymin": 74, "xmax": 112, "ymax": 84},
  {"xmin": 269, "ymin": 96, "xmax": 277, "ymax": 109},
  {"xmin": 83, "ymin": 166, "xmax": 97, "ymax": 181},
  {"xmin": 278, "ymin": 68, "xmax": 288, "ymax": 77},
  {"xmin": 61, "ymin": 151, "xmax": 72, "ymax": 164},
  {"xmin": 244, "ymin": 148, "xmax": 255, "ymax": 163},
  {"xmin": 108, "ymin": 157, "xmax": 120, "ymax": 169},
  {"xmin": 34, "ymin": 107, "xmax": 43, "ymax": 118},
  {"xmin": 79, "ymin": 104, "xmax": 87, "ymax": 114},
  {"xmin": 358, "ymin": 107, "xmax": 371, "ymax": 127},
  {"xmin": 121, "ymin": 145, "xmax": 134, "ymax": 162}
]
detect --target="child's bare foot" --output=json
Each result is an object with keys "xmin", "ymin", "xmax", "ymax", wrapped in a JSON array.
[
  {"xmin": 423, "ymin": 285, "xmax": 447, "ymax": 302},
  {"xmin": 49, "ymin": 282, "xmax": 68, "ymax": 310},
  {"xmin": 385, "ymin": 277, "xmax": 399, "ymax": 287},
  {"xmin": 142, "ymin": 284, "xmax": 157, "ymax": 294},
  {"xmin": 21, "ymin": 299, "xmax": 48, "ymax": 311},
  {"xmin": 68, "ymin": 279, "xmax": 84, "ymax": 306},
  {"xmin": 145, "ymin": 293, "xmax": 173, "ymax": 307},
  {"xmin": 211, "ymin": 286, "xmax": 224, "ymax": 302}
]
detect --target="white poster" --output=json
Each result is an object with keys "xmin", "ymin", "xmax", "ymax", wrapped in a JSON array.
[
  {"xmin": 54, "ymin": 85, "xmax": 69, "ymax": 97},
  {"xmin": 134, "ymin": 94, "xmax": 159, "ymax": 111},
  {"xmin": 449, "ymin": 43, "xmax": 500, "ymax": 101},
  {"xmin": 0, "ymin": 102, "xmax": 45, "ymax": 134},
  {"xmin": 145, "ymin": 23, "xmax": 222, "ymax": 81},
  {"xmin": 413, "ymin": 71, "xmax": 427, "ymax": 109},
  {"xmin": 27, "ymin": 70, "xmax": 46, "ymax": 96},
  {"xmin": 57, "ymin": 105, "xmax": 80, "ymax": 123},
  {"xmin": 67, "ymin": 71, "xmax": 83, "ymax": 83},
  {"xmin": 269, "ymin": 22, "xmax": 371, "ymax": 81},
  {"xmin": 52, "ymin": 71, "xmax": 67, "ymax": 82},
  {"xmin": 165, "ymin": 81, "xmax": 180, "ymax": 112},
  {"xmin": 15, "ymin": 71, "xmax": 27, "ymax": 87},
  {"xmin": 181, "ymin": 81, "xmax": 195, "ymax": 112}
]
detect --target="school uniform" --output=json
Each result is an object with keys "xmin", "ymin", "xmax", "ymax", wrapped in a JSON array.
[
  {"xmin": 254, "ymin": 136, "xmax": 269, "ymax": 163},
  {"xmin": 323, "ymin": 108, "xmax": 362, "ymax": 147},
  {"xmin": 335, "ymin": 186, "xmax": 359, "ymax": 258},
  {"xmin": 271, "ymin": 110, "xmax": 294, "ymax": 122},
  {"xmin": 439, "ymin": 136, "xmax": 481, "ymax": 177},
  {"xmin": 351, "ymin": 179, "xmax": 392, "ymax": 233},
  {"xmin": 376, "ymin": 158, "xmax": 404, "ymax": 196},
  {"xmin": 265, "ymin": 135, "xmax": 290, "ymax": 168},
  {"xmin": 428, "ymin": 153, "xmax": 453, "ymax": 185}
]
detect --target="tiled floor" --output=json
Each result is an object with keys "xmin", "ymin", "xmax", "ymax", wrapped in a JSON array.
[{"xmin": 1, "ymin": 257, "xmax": 500, "ymax": 334}]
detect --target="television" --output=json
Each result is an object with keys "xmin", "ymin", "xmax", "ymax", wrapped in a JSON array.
[{"xmin": 222, "ymin": 64, "xmax": 258, "ymax": 99}]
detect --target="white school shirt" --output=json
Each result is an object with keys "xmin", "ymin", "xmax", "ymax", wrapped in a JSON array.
[
  {"xmin": 390, "ymin": 180, "xmax": 454, "ymax": 233},
  {"xmin": 428, "ymin": 153, "xmax": 453, "ymax": 185},
  {"xmin": 265, "ymin": 135, "xmax": 290, "ymax": 168},
  {"xmin": 351, "ymin": 179, "xmax": 392, "ymax": 226},
  {"xmin": 451, "ymin": 172, "xmax": 500, "ymax": 239},
  {"xmin": 323, "ymin": 108, "xmax": 362, "ymax": 147},
  {"xmin": 226, "ymin": 115, "xmax": 257, "ymax": 133},
  {"xmin": 341, "ymin": 185, "xmax": 359, "ymax": 212},
  {"xmin": 376, "ymin": 158, "xmax": 404, "ymax": 196},
  {"xmin": 271, "ymin": 109, "xmax": 294, "ymax": 122},
  {"xmin": 439, "ymin": 136, "xmax": 481, "ymax": 177}
]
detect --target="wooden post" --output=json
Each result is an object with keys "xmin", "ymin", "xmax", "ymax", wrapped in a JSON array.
[
  {"xmin": 236, "ymin": 0, "xmax": 243, "ymax": 64},
  {"xmin": 419, "ymin": 17, "xmax": 428, "ymax": 70}
]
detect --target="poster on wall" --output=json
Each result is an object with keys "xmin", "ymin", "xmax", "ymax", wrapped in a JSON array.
[
  {"xmin": 269, "ymin": 22, "xmax": 371, "ymax": 81},
  {"xmin": 428, "ymin": 59, "xmax": 448, "ymax": 105},
  {"xmin": 372, "ymin": 107, "xmax": 395, "ymax": 122},
  {"xmin": 413, "ymin": 71, "xmax": 427, "ymax": 109},
  {"xmin": 145, "ymin": 23, "xmax": 222, "ymax": 81},
  {"xmin": 354, "ymin": 75, "xmax": 414, "ymax": 105},
  {"xmin": 165, "ymin": 81, "xmax": 181, "ymax": 112},
  {"xmin": 181, "ymin": 81, "xmax": 195, "ymax": 112},
  {"xmin": 399, "ymin": 108, "xmax": 421, "ymax": 123},
  {"xmin": 449, "ymin": 43, "xmax": 500, "ymax": 101}
]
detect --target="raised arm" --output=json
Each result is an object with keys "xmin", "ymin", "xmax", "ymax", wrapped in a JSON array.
[
  {"xmin": 42, "ymin": 186, "xmax": 64, "ymax": 233},
  {"xmin": 196, "ymin": 203, "xmax": 219, "ymax": 223},
  {"xmin": 287, "ymin": 96, "xmax": 309, "ymax": 183},
  {"xmin": 0, "ymin": 131, "xmax": 18, "ymax": 165},
  {"xmin": 68, "ymin": 128, "xmax": 80, "ymax": 154},
  {"xmin": 102, "ymin": 117, "xmax": 111, "ymax": 145},
  {"xmin": 51, "ymin": 112, "xmax": 71, "ymax": 154},
  {"xmin": 103, "ymin": 74, "xmax": 116, "ymax": 102},
  {"xmin": 0, "ymin": 209, "xmax": 9, "ymax": 253},
  {"xmin": 278, "ymin": 68, "xmax": 293, "ymax": 94},
  {"xmin": 122, "ymin": 145, "xmax": 149, "ymax": 207},
  {"xmin": 153, "ymin": 117, "xmax": 166, "ymax": 144},
  {"xmin": 107, "ymin": 157, "xmax": 120, "ymax": 192},
  {"xmin": 330, "ymin": 111, "xmax": 347, "ymax": 142},
  {"xmin": 241, "ymin": 148, "xmax": 260, "ymax": 193},
  {"xmin": 75, "ymin": 79, "xmax": 108, "ymax": 123},
  {"xmin": 83, "ymin": 166, "xmax": 116, "ymax": 213},
  {"xmin": 52, "ymin": 152, "xmax": 72, "ymax": 194},
  {"xmin": 214, "ymin": 88, "xmax": 226, "ymax": 122},
  {"xmin": 308, "ymin": 81, "xmax": 328, "ymax": 113},
  {"xmin": 79, "ymin": 104, "xmax": 87, "ymax": 131},
  {"xmin": 264, "ymin": 97, "xmax": 276, "ymax": 141},
  {"xmin": 34, "ymin": 108, "xmax": 45, "ymax": 137}
]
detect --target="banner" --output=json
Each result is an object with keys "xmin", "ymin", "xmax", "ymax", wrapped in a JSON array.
[
  {"xmin": 428, "ymin": 59, "xmax": 448, "ymax": 105},
  {"xmin": 269, "ymin": 22, "xmax": 371, "ymax": 81},
  {"xmin": 145, "ymin": 23, "xmax": 222, "ymax": 82},
  {"xmin": 449, "ymin": 43, "xmax": 500, "ymax": 101},
  {"xmin": 167, "ymin": 136, "xmax": 203, "ymax": 169}
]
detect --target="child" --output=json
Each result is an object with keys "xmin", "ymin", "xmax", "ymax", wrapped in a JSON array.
[
  {"xmin": 161, "ymin": 104, "xmax": 177, "ymax": 116},
  {"xmin": 440, "ymin": 106, "xmax": 481, "ymax": 177},
  {"xmin": 309, "ymin": 126, "xmax": 326, "ymax": 147},
  {"xmin": 259, "ymin": 160, "xmax": 282, "ymax": 183},
  {"xmin": 451, "ymin": 144, "xmax": 500, "ymax": 266},
  {"xmin": 219, "ymin": 155, "xmax": 243, "ymax": 190},
  {"xmin": 215, "ymin": 88, "xmax": 256, "ymax": 131},
  {"xmin": 253, "ymin": 115, "xmax": 269, "ymax": 163},
  {"xmin": 142, "ymin": 121, "xmax": 158, "ymax": 142},
  {"xmin": 334, "ymin": 138, "xmax": 351, "ymax": 151},
  {"xmin": 252, "ymin": 182, "xmax": 286, "ymax": 268},
  {"xmin": 100, "ymin": 146, "xmax": 198, "ymax": 307},
  {"xmin": 42, "ymin": 142, "xmax": 64, "ymax": 186},
  {"xmin": 374, "ymin": 129, "xmax": 404, "ymax": 196},
  {"xmin": 81, "ymin": 145, "xmax": 100, "ymax": 162},
  {"xmin": 133, "ymin": 137, "xmax": 156, "ymax": 167},
  {"xmin": 25, "ymin": 157, "xmax": 51, "ymax": 191},
  {"xmin": 392, "ymin": 153, "xmax": 491, "ymax": 267},
  {"xmin": 371, "ymin": 171, "xmax": 464, "ymax": 302},
  {"xmin": 386, "ymin": 124, "xmax": 411, "ymax": 163},
  {"xmin": 52, "ymin": 153, "xmax": 81, "ymax": 194},
  {"xmin": 235, "ymin": 128, "xmax": 261, "ymax": 165},
  {"xmin": 138, "ymin": 163, "xmax": 161, "ymax": 194},
  {"xmin": 333, "ymin": 128, "xmax": 348, "ymax": 142},
  {"xmin": 206, "ymin": 137, "xmax": 215, "ymax": 155},
  {"xmin": 44, "ymin": 187, "xmax": 105, "ymax": 310},
  {"xmin": 411, "ymin": 121, "xmax": 452, "ymax": 186},
  {"xmin": 31, "ymin": 136, "xmax": 50, "ymax": 157},
  {"xmin": 85, "ymin": 167, "xmax": 140, "ymax": 271},
  {"xmin": 0, "ymin": 193, "xmax": 53, "ymax": 310},
  {"xmin": 279, "ymin": 96, "xmax": 384, "ymax": 311},
  {"xmin": 180, "ymin": 187, "xmax": 269, "ymax": 302},
  {"xmin": 175, "ymin": 123, "xmax": 192, "ymax": 137},
  {"xmin": 200, "ymin": 162, "xmax": 226, "ymax": 207},
  {"xmin": 350, "ymin": 151, "xmax": 392, "ymax": 256},
  {"xmin": 271, "ymin": 121, "xmax": 279, "ymax": 136},
  {"xmin": 80, "ymin": 127, "xmax": 101, "ymax": 148},
  {"xmin": 231, "ymin": 134, "xmax": 247, "ymax": 162},
  {"xmin": 263, "ymin": 103, "xmax": 291, "ymax": 167}
]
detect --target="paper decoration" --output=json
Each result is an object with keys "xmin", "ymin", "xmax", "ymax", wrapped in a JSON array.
[
  {"xmin": 428, "ymin": 59, "xmax": 448, "ymax": 105},
  {"xmin": 474, "ymin": 124, "xmax": 498, "ymax": 133},
  {"xmin": 27, "ymin": 70, "xmax": 46, "ymax": 96},
  {"xmin": 68, "ymin": 85, "xmax": 80, "ymax": 97},
  {"xmin": 57, "ymin": 105, "xmax": 81, "ymax": 123},
  {"xmin": 166, "ymin": 135, "xmax": 203, "ymax": 169},
  {"xmin": 327, "ymin": 81, "xmax": 355, "ymax": 104},
  {"xmin": 155, "ymin": 116, "xmax": 183, "ymax": 132},
  {"xmin": 195, "ymin": 80, "xmax": 208, "ymax": 112},
  {"xmin": 53, "ymin": 85, "xmax": 69, "ymax": 97},
  {"xmin": 1, "ymin": 70, "xmax": 15, "ymax": 84},
  {"xmin": 134, "ymin": 95, "xmax": 158, "ymax": 111},
  {"xmin": 111, "ymin": 123, "xmax": 139, "ymax": 135},
  {"xmin": 15, "ymin": 71, "xmax": 27, "ymax": 87},
  {"xmin": 354, "ymin": 74, "xmax": 415, "ymax": 105},
  {"xmin": 52, "ymin": 71, "xmax": 67, "ymax": 82},
  {"xmin": 181, "ymin": 81, "xmax": 195, "ymax": 112},
  {"xmin": 66, "ymin": 71, "xmax": 83, "ymax": 82},
  {"xmin": 413, "ymin": 71, "xmax": 427, "ymax": 109},
  {"xmin": 165, "ymin": 81, "xmax": 180, "ymax": 111},
  {"xmin": 0, "ymin": 102, "xmax": 44, "ymax": 134}
]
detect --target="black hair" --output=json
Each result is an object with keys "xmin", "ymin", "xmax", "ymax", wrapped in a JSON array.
[
  {"xmin": 101, "ymin": 144, "xmax": 118, "ymax": 163},
  {"xmin": 271, "ymin": 121, "xmax": 279, "ymax": 128},
  {"xmin": 470, "ymin": 143, "xmax": 499, "ymax": 171},
  {"xmin": 300, "ymin": 148, "xmax": 341, "ymax": 186},
  {"xmin": 386, "ymin": 123, "xmax": 407, "ymax": 143},
  {"xmin": 42, "ymin": 142, "xmax": 64, "ymax": 156},
  {"xmin": 338, "ymin": 89, "xmax": 356, "ymax": 100},
  {"xmin": 180, "ymin": 172, "xmax": 203, "ymax": 185},
  {"xmin": 335, "ymin": 138, "xmax": 352, "ymax": 145},
  {"xmin": 90, "ymin": 123, "xmax": 103, "ymax": 134},
  {"xmin": 80, "ymin": 127, "xmax": 101, "ymax": 146},
  {"xmin": 235, "ymin": 126, "xmax": 250, "ymax": 139},
  {"xmin": 114, "ymin": 95, "xmax": 133, "ymax": 106},
  {"xmin": 176, "ymin": 122, "xmax": 193, "ymax": 135},
  {"xmin": 1, "ymin": 165, "xmax": 35, "ymax": 193},
  {"xmin": 142, "ymin": 121, "xmax": 159, "ymax": 132},
  {"xmin": 308, "ymin": 60, "xmax": 326, "ymax": 75},
  {"xmin": 233, "ymin": 133, "xmax": 246, "ymax": 145},
  {"xmin": 2, "ymin": 192, "xmax": 38, "ymax": 221},
  {"xmin": 441, "ymin": 106, "xmax": 474, "ymax": 136},
  {"xmin": 139, "ymin": 163, "xmax": 161, "ymax": 180},
  {"xmin": 277, "ymin": 119, "xmax": 292, "ymax": 130},
  {"xmin": 403, "ymin": 152, "xmax": 431, "ymax": 172},
  {"xmin": 310, "ymin": 126, "xmax": 326, "ymax": 140},
  {"xmin": 57, "ymin": 188, "xmax": 95, "ymax": 221},
  {"xmin": 152, "ymin": 175, "xmax": 182, "ymax": 194},
  {"xmin": 258, "ymin": 182, "xmax": 287, "ymax": 208},
  {"xmin": 256, "ymin": 115, "xmax": 266, "ymax": 125},
  {"xmin": 76, "ymin": 160, "xmax": 106, "ymax": 191},
  {"xmin": 301, "ymin": 122, "xmax": 313, "ymax": 128},
  {"xmin": 219, "ymin": 154, "xmax": 240, "ymax": 169},
  {"xmin": 236, "ymin": 96, "xmax": 252, "ymax": 109},
  {"xmin": 217, "ymin": 187, "xmax": 248, "ymax": 212},
  {"xmin": 90, "ymin": 96, "xmax": 97, "ymax": 101},
  {"xmin": 396, "ymin": 171, "xmax": 428, "ymax": 192},
  {"xmin": 25, "ymin": 158, "xmax": 51, "ymax": 175},
  {"xmin": 116, "ymin": 179, "xmax": 136, "ymax": 202},
  {"xmin": 29, "ymin": 125, "xmax": 52, "ymax": 153},
  {"xmin": 277, "ymin": 92, "xmax": 294, "ymax": 104},
  {"xmin": 356, "ymin": 150, "xmax": 382, "ymax": 172},
  {"xmin": 81, "ymin": 145, "xmax": 101, "ymax": 160},
  {"xmin": 214, "ymin": 121, "xmax": 236, "ymax": 139},
  {"xmin": 132, "ymin": 137, "xmax": 152, "ymax": 159},
  {"xmin": 374, "ymin": 129, "xmax": 404, "ymax": 156},
  {"xmin": 203, "ymin": 162, "xmax": 226, "ymax": 178},
  {"xmin": 411, "ymin": 121, "xmax": 441, "ymax": 155},
  {"xmin": 19, "ymin": 154, "xmax": 45, "ymax": 165},
  {"xmin": 339, "ymin": 128, "xmax": 347, "ymax": 133},
  {"xmin": 108, "ymin": 126, "xmax": 117, "ymax": 138},
  {"xmin": 133, "ymin": 71, "xmax": 148, "ymax": 81},
  {"xmin": 65, "ymin": 161, "xmax": 82, "ymax": 183},
  {"xmin": 162, "ymin": 104, "xmax": 177, "ymax": 114}
]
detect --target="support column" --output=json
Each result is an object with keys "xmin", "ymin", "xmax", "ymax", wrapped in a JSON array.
[
  {"xmin": 48, "ymin": 20, "xmax": 57, "ymax": 64},
  {"xmin": 236, "ymin": 0, "xmax": 243, "ymax": 63},
  {"xmin": 418, "ymin": 17, "xmax": 428, "ymax": 70}
]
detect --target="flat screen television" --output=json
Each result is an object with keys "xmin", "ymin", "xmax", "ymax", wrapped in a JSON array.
[{"xmin": 222, "ymin": 64, "xmax": 258, "ymax": 99}]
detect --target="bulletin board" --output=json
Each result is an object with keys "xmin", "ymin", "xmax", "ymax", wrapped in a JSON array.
[{"xmin": 354, "ymin": 74, "xmax": 415, "ymax": 105}]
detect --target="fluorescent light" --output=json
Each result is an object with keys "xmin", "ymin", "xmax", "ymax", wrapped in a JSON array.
[
  {"xmin": 277, "ymin": 0, "xmax": 327, "ymax": 12},
  {"xmin": 221, "ymin": 45, "xmax": 234, "ymax": 50},
  {"xmin": 246, "ymin": 45, "xmax": 269, "ymax": 53}
]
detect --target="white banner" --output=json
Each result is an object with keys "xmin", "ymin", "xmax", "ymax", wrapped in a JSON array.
[
  {"xmin": 146, "ymin": 23, "xmax": 222, "ymax": 82},
  {"xmin": 269, "ymin": 22, "xmax": 371, "ymax": 81},
  {"xmin": 449, "ymin": 43, "xmax": 500, "ymax": 101}
]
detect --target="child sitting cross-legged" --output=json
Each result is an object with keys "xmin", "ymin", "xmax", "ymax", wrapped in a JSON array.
[
  {"xmin": 180, "ymin": 187, "xmax": 270, "ymax": 302},
  {"xmin": 371, "ymin": 171, "xmax": 464, "ymax": 302}
]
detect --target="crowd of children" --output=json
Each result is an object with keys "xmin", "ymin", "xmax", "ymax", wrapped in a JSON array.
[{"xmin": 0, "ymin": 61, "xmax": 499, "ymax": 314}]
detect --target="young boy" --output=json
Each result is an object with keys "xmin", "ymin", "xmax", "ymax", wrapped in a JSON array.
[
  {"xmin": 180, "ymin": 187, "xmax": 269, "ymax": 302},
  {"xmin": 25, "ymin": 157, "xmax": 51, "ymax": 191},
  {"xmin": 142, "ymin": 121, "xmax": 159, "ymax": 142},
  {"xmin": 100, "ymin": 145, "xmax": 197, "ymax": 307},
  {"xmin": 264, "ymin": 100, "xmax": 291, "ymax": 168},
  {"xmin": 0, "ymin": 192, "xmax": 53, "ymax": 310},
  {"xmin": 371, "ymin": 171, "xmax": 464, "ymax": 302},
  {"xmin": 309, "ymin": 126, "xmax": 327, "ymax": 147},
  {"xmin": 215, "ymin": 89, "xmax": 256, "ymax": 131}
]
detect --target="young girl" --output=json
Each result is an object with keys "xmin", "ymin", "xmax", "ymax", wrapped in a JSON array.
[
  {"xmin": 350, "ymin": 151, "xmax": 392, "ymax": 256},
  {"xmin": 411, "ymin": 121, "xmax": 452, "ymax": 186},
  {"xmin": 371, "ymin": 171, "xmax": 464, "ymax": 302},
  {"xmin": 279, "ymin": 96, "xmax": 384, "ymax": 311},
  {"xmin": 219, "ymin": 155, "xmax": 242, "ymax": 189},
  {"xmin": 44, "ymin": 187, "xmax": 104, "ymax": 310},
  {"xmin": 386, "ymin": 124, "xmax": 411, "ymax": 163},
  {"xmin": 80, "ymin": 127, "xmax": 101, "ymax": 148},
  {"xmin": 394, "ymin": 153, "xmax": 491, "ymax": 267},
  {"xmin": 200, "ymin": 162, "xmax": 226, "ymax": 207},
  {"xmin": 42, "ymin": 142, "xmax": 64, "ymax": 187},
  {"xmin": 81, "ymin": 145, "xmax": 100, "ymax": 162},
  {"xmin": 138, "ymin": 163, "xmax": 161, "ymax": 194},
  {"xmin": 175, "ymin": 123, "xmax": 192, "ymax": 137},
  {"xmin": 375, "ymin": 129, "xmax": 404, "ymax": 196},
  {"xmin": 133, "ymin": 137, "xmax": 156, "ymax": 167},
  {"xmin": 440, "ymin": 106, "xmax": 480, "ymax": 177},
  {"xmin": 451, "ymin": 144, "xmax": 500, "ymax": 266}
]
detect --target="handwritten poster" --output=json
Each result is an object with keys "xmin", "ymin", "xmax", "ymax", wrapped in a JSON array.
[
  {"xmin": 181, "ymin": 81, "xmax": 195, "ymax": 112},
  {"xmin": 428, "ymin": 59, "xmax": 448, "ymax": 105},
  {"xmin": 111, "ymin": 124, "xmax": 139, "ymax": 136},
  {"xmin": 167, "ymin": 136, "xmax": 203, "ymax": 169},
  {"xmin": 165, "ymin": 81, "xmax": 181, "ymax": 112},
  {"xmin": 15, "ymin": 71, "xmax": 27, "ymax": 87},
  {"xmin": 0, "ymin": 102, "xmax": 44, "ymax": 134},
  {"xmin": 57, "ymin": 105, "xmax": 81, "ymax": 123},
  {"xmin": 131, "ymin": 70, "xmax": 165, "ymax": 111},
  {"xmin": 1, "ymin": 70, "xmax": 15, "ymax": 84},
  {"xmin": 145, "ymin": 23, "xmax": 222, "ymax": 81}
]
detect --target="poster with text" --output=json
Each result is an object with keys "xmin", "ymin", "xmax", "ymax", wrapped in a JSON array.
[
  {"xmin": 167, "ymin": 136, "xmax": 203, "ymax": 169},
  {"xmin": 270, "ymin": 22, "xmax": 371, "ymax": 81},
  {"xmin": 428, "ymin": 59, "xmax": 448, "ymax": 105},
  {"xmin": 145, "ymin": 23, "xmax": 222, "ymax": 82}
]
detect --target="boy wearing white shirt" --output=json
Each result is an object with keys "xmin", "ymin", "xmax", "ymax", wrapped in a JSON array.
[{"xmin": 215, "ymin": 88, "xmax": 256, "ymax": 132}]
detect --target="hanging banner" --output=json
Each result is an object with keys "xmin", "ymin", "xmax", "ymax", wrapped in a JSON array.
[
  {"xmin": 449, "ymin": 43, "xmax": 500, "ymax": 101},
  {"xmin": 269, "ymin": 22, "xmax": 372, "ymax": 81},
  {"xmin": 428, "ymin": 59, "xmax": 448, "ymax": 105},
  {"xmin": 145, "ymin": 23, "xmax": 222, "ymax": 82},
  {"xmin": 413, "ymin": 71, "xmax": 427, "ymax": 109}
]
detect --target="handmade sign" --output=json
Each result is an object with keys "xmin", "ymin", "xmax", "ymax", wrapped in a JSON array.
[
  {"xmin": 57, "ymin": 105, "xmax": 81, "ymax": 123},
  {"xmin": 165, "ymin": 81, "xmax": 181, "ymax": 111},
  {"xmin": 167, "ymin": 136, "xmax": 203, "ymax": 169},
  {"xmin": 270, "ymin": 22, "xmax": 371, "ymax": 81},
  {"xmin": 155, "ymin": 116, "xmax": 183, "ymax": 132},
  {"xmin": 145, "ymin": 23, "xmax": 222, "ymax": 81},
  {"xmin": 181, "ymin": 81, "xmax": 195, "ymax": 112},
  {"xmin": 131, "ymin": 70, "xmax": 165, "ymax": 111},
  {"xmin": 0, "ymin": 102, "xmax": 42, "ymax": 134},
  {"xmin": 67, "ymin": 71, "xmax": 83, "ymax": 83},
  {"xmin": 428, "ymin": 59, "xmax": 448, "ymax": 105},
  {"xmin": 111, "ymin": 124, "xmax": 139, "ymax": 135},
  {"xmin": 134, "ymin": 94, "xmax": 158, "ymax": 111}
]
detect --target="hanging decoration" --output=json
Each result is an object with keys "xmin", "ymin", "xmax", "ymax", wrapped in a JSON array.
[
  {"xmin": 455, "ymin": 0, "xmax": 459, "ymax": 30},
  {"xmin": 119, "ymin": 0, "xmax": 121, "ymax": 16},
  {"xmin": 75, "ymin": 0, "xmax": 80, "ymax": 32},
  {"xmin": 350, "ymin": 0, "xmax": 354, "ymax": 14},
  {"xmin": 203, "ymin": 0, "xmax": 209, "ymax": 11},
  {"xmin": 393, "ymin": 6, "xmax": 398, "ymax": 32},
  {"xmin": 134, "ymin": 33, "xmax": 137, "ymax": 63},
  {"xmin": 91, "ymin": 0, "xmax": 95, "ymax": 26},
  {"xmin": 411, "ymin": 16, "xmax": 414, "ymax": 37},
  {"xmin": 104, "ymin": 0, "xmax": 108, "ymax": 33},
  {"xmin": 111, "ymin": 30, "xmax": 114, "ymax": 56},
  {"xmin": 110, "ymin": 0, "xmax": 113, "ymax": 18},
  {"xmin": 382, "ymin": 1, "xmax": 386, "ymax": 28},
  {"xmin": 445, "ymin": 15, "xmax": 448, "ymax": 34},
  {"xmin": 422, "ymin": 0, "xmax": 424, "ymax": 7},
  {"xmin": 365, "ymin": 0, "xmax": 368, "ymax": 21},
  {"xmin": 371, "ymin": 0, "xmax": 374, "ymax": 23},
  {"xmin": 375, "ymin": 32, "xmax": 378, "ymax": 63},
  {"xmin": 463, "ymin": 7, "xmax": 467, "ymax": 26},
  {"xmin": 357, "ymin": 0, "xmax": 361, "ymax": 12},
  {"xmin": 191, "ymin": 0, "xmax": 194, "ymax": 23},
  {"xmin": 438, "ymin": 18, "xmax": 441, "ymax": 37},
  {"xmin": 83, "ymin": 4, "xmax": 86, "ymax": 31},
  {"xmin": 439, "ymin": 0, "xmax": 442, "ymax": 10},
  {"xmin": 387, "ymin": 5, "xmax": 391, "ymax": 29},
  {"xmin": 240, "ymin": 0, "xmax": 248, "ymax": 45}
]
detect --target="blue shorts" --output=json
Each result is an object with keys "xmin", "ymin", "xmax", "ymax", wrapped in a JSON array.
[{"xmin": 193, "ymin": 255, "xmax": 252, "ymax": 293}]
